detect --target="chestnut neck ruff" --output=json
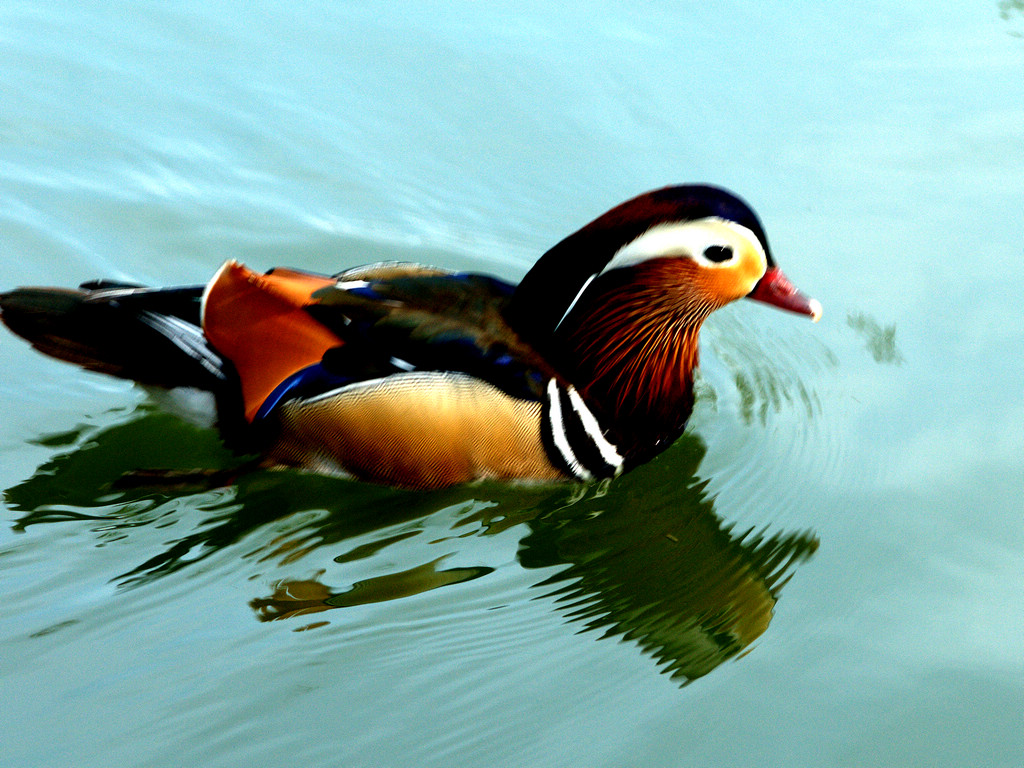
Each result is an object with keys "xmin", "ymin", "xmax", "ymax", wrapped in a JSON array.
[{"xmin": 542, "ymin": 258, "xmax": 717, "ymax": 462}]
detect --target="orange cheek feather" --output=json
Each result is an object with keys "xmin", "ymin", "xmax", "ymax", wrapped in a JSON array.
[
  {"xmin": 639, "ymin": 258, "xmax": 734, "ymax": 309},
  {"xmin": 202, "ymin": 261, "xmax": 343, "ymax": 421},
  {"xmin": 694, "ymin": 260, "xmax": 761, "ymax": 305}
]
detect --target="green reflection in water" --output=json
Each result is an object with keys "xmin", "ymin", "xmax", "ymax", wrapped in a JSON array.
[
  {"xmin": 516, "ymin": 439, "xmax": 819, "ymax": 682},
  {"xmin": 732, "ymin": 367, "xmax": 820, "ymax": 426},
  {"xmin": 7, "ymin": 409, "xmax": 242, "ymax": 519},
  {"xmin": 7, "ymin": 415, "xmax": 817, "ymax": 684},
  {"xmin": 252, "ymin": 558, "xmax": 494, "ymax": 624},
  {"xmin": 245, "ymin": 438, "xmax": 818, "ymax": 682},
  {"xmin": 847, "ymin": 312, "xmax": 904, "ymax": 365},
  {"xmin": 1000, "ymin": 0, "xmax": 1024, "ymax": 36}
]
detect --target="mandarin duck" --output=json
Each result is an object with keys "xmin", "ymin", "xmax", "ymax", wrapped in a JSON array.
[{"xmin": 0, "ymin": 185, "xmax": 820, "ymax": 489}]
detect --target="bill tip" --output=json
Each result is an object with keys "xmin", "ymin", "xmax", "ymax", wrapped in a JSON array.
[{"xmin": 809, "ymin": 298, "xmax": 823, "ymax": 323}]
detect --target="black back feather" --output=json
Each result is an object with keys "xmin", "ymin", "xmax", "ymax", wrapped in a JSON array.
[{"xmin": 0, "ymin": 283, "xmax": 224, "ymax": 391}]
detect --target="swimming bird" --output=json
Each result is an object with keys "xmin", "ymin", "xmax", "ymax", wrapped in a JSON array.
[{"xmin": 0, "ymin": 185, "xmax": 820, "ymax": 488}]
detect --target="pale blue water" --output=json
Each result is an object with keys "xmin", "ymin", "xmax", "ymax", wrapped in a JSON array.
[{"xmin": 1, "ymin": 2, "xmax": 1022, "ymax": 766}]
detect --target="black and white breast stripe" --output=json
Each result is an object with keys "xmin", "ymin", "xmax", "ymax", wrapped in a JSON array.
[{"xmin": 541, "ymin": 378, "xmax": 624, "ymax": 481}]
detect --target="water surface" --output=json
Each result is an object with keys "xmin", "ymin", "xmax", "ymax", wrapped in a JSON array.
[{"xmin": 1, "ymin": 2, "xmax": 1022, "ymax": 766}]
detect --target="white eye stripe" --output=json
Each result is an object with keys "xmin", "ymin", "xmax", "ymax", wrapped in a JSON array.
[{"xmin": 598, "ymin": 217, "xmax": 766, "ymax": 275}]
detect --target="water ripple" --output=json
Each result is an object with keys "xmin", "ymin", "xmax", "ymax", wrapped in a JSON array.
[{"xmin": 693, "ymin": 307, "xmax": 842, "ymax": 527}]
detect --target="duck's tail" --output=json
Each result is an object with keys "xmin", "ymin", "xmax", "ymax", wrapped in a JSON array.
[{"xmin": 0, "ymin": 280, "xmax": 230, "ymax": 393}]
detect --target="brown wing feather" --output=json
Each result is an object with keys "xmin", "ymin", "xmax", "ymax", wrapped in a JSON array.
[
  {"xmin": 332, "ymin": 262, "xmax": 455, "ymax": 281},
  {"xmin": 267, "ymin": 372, "xmax": 564, "ymax": 488}
]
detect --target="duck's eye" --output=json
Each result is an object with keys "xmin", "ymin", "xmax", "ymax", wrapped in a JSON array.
[{"xmin": 703, "ymin": 245, "xmax": 733, "ymax": 263}]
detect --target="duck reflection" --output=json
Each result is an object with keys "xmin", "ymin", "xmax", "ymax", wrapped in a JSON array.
[
  {"xmin": 7, "ymin": 414, "xmax": 816, "ymax": 683},
  {"xmin": 519, "ymin": 454, "xmax": 818, "ymax": 680},
  {"xmin": 247, "ymin": 436, "xmax": 818, "ymax": 682}
]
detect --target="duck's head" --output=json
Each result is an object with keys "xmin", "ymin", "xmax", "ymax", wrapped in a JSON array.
[
  {"xmin": 509, "ymin": 185, "xmax": 819, "ymax": 341},
  {"xmin": 507, "ymin": 185, "xmax": 820, "ymax": 440}
]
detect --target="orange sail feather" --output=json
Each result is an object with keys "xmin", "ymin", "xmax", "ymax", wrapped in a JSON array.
[{"xmin": 201, "ymin": 261, "xmax": 342, "ymax": 421}]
